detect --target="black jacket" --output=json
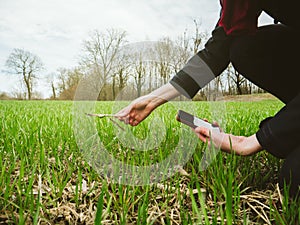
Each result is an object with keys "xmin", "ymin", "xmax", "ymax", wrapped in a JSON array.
[
  {"xmin": 169, "ymin": 0, "xmax": 299, "ymax": 158},
  {"xmin": 170, "ymin": 0, "xmax": 299, "ymax": 99}
]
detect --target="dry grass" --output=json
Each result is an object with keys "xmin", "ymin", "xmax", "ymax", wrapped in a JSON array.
[{"xmin": 1, "ymin": 100, "xmax": 298, "ymax": 225}]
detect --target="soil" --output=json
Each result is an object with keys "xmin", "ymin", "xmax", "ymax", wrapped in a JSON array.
[{"xmin": 220, "ymin": 93, "xmax": 277, "ymax": 102}]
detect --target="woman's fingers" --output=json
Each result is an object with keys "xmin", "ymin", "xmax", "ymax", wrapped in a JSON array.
[{"xmin": 194, "ymin": 127, "xmax": 210, "ymax": 143}]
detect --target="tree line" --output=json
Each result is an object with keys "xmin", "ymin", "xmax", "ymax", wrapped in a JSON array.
[{"xmin": 3, "ymin": 22, "xmax": 265, "ymax": 101}]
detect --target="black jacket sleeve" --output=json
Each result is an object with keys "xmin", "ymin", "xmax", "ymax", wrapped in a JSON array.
[
  {"xmin": 169, "ymin": 26, "xmax": 232, "ymax": 99},
  {"xmin": 256, "ymin": 92, "xmax": 300, "ymax": 158}
]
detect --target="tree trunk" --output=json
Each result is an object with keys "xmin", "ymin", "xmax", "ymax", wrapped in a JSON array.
[
  {"xmin": 51, "ymin": 82, "xmax": 56, "ymax": 99},
  {"xmin": 112, "ymin": 75, "xmax": 116, "ymax": 100}
]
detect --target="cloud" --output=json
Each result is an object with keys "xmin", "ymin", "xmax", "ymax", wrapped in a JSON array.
[
  {"xmin": 0, "ymin": 0, "xmax": 219, "ymax": 66},
  {"xmin": 1, "ymin": 0, "xmax": 272, "ymax": 97}
]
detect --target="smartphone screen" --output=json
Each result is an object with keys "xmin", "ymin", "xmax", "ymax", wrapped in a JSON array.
[{"xmin": 176, "ymin": 110, "xmax": 215, "ymax": 130}]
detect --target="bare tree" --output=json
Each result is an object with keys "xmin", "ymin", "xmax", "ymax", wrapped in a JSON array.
[
  {"xmin": 46, "ymin": 73, "xmax": 58, "ymax": 100},
  {"xmin": 223, "ymin": 63, "xmax": 246, "ymax": 95},
  {"xmin": 81, "ymin": 28, "xmax": 127, "ymax": 100},
  {"xmin": 56, "ymin": 67, "xmax": 84, "ymax": 100},
  {"xmin": 132, "ymin": 54, "xmax": 147, "ymax": 97},
  {"xmin": 57, "ymin": 67, "xmax": 68, "ymax": 94},
  {"xmin": 192, "ymin": 19, "xmax": 203, "ymax": 54},
  {"xmin": 5, "ymin": 48, "xmax": 44, "ymax": 100},
  {"xmin": 172, "ymin": 34, "xmax": 192, "ymax": 74},
  {"xmin": 112, "ymin": 58, "xmax": 130, "ymax": 99},
  {"xmin": 154, "ymin": 38, "xmax": 173, "ymax": 85},
  {"xmin": 232, "ymin": 69, "xmax": 246, "ymax": 95}
]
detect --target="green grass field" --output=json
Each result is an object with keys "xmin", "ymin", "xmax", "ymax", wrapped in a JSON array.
[{"xmin": 0, "ymin": 99, "xmax": 299, "ymax": 224}]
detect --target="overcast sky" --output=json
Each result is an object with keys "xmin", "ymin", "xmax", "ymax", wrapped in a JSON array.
[{"xmin": 0, "ymin": 0, "xmax": 273, "ymax": 98}]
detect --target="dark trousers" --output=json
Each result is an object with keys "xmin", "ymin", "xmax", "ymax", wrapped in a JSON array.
[{"xmin": 229, "ymin": 24, "xmax": 300, "ymax": 198}]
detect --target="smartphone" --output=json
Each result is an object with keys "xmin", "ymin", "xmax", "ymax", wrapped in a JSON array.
[{"xmin": 176, "ymin": 110, "xmax": 217, "ymax": 130}]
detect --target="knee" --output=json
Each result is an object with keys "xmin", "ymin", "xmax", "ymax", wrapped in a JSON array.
[
  {"xmin": 279, "ymin": 147, "xmax": 300, "ymax": 199},
  {"xmin": 229, "ymin": 37, "xmax": 253, "ymax": 74}
]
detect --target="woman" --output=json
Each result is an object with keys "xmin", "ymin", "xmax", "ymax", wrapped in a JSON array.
[{"xmin": 116, "ymin": 0, "xmax": 300, "ymax": 198}]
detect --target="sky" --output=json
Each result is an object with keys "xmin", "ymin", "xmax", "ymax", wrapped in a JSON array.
[{"xmin": 0, "ymin": 0, "xmax": 273, "ymax": 98}]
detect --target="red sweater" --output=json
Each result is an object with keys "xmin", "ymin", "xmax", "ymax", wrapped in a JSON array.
[{"xmin": 218, "ymin": 0, "xmax": 260, "ymax": 35}]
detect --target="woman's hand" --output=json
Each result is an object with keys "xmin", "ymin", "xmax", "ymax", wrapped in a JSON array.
[
  {"xmin": 194, "ymin": 124, "xmax": 263, "ymax": 156},
  {"xmin": 115, "ymin": 95, "xmax": 159, "ymax": 126},
  {"xmin": 115, "ymin": 83, "xmax": 181, "ymax": 126}
]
